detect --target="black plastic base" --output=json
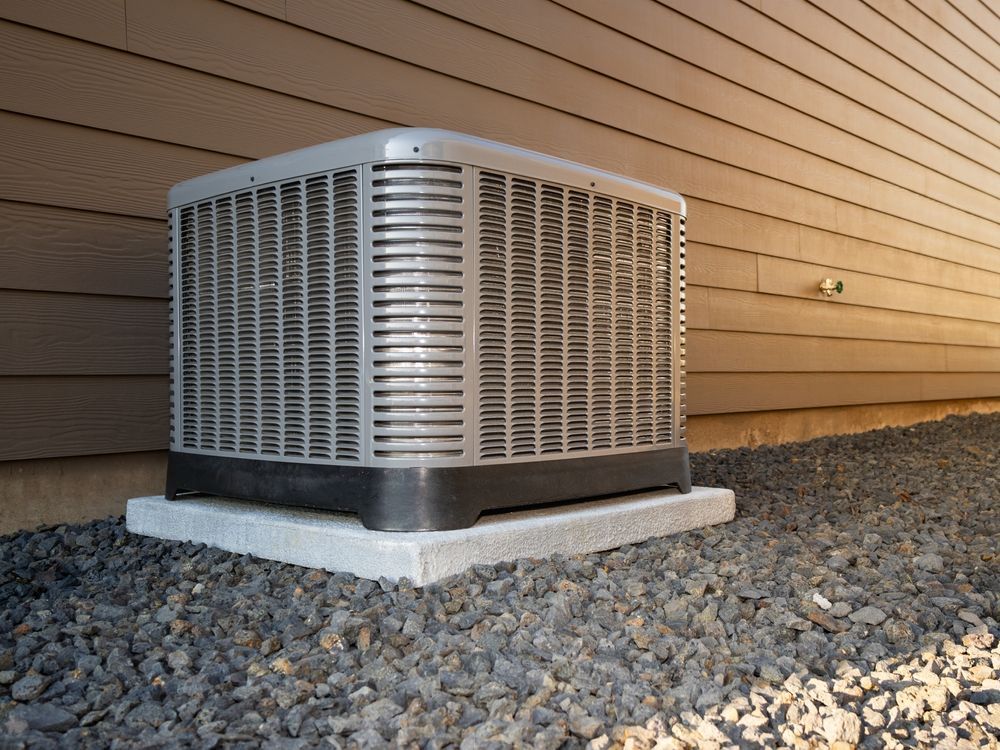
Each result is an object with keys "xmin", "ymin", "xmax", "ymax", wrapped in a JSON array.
[{"xmin": 166, "ymin": 447, "xmax": 691, "ymax": 531}]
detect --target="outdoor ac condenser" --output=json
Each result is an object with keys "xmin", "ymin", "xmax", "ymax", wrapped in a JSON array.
[{"xmin": 166, "ymin": 129, "xmax": 690, "ymax": 531}]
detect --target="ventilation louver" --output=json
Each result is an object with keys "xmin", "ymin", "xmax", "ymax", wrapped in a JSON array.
[{"xmin": 167, "ymin": 129, "xmax": 690, "ymax": 530}]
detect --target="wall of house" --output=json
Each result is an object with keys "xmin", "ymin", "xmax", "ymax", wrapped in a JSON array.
[{"xmin": 2, "ymin": 0, "xmax": 999, "ymax": 531}]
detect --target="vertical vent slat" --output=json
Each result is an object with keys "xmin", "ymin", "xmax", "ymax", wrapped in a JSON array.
[
  {"xmin": 179, "ymin": 206, "xmax": 199, "ymax": 448},
  {"xmin": 367, "ymin": 162, "xmax": 468, "ymax": 463},
  {"xmin": 567, "ymin": 190, "xmax": 590, "ymax": 451},
  {"xmin": 476, "ymin": 171, "xmax": 677, "ymax": 461},
  {"xmin": 257, "ymin": 187, "xmax": 282, "ymax": 456},
  {"xmin": 280, "ymin": 181, "xmax": 306, "ymax": 457},
  {"xmin": 235, "ymin": 191, "xmax": 260, "ymax": 453},
  {"xmin": 511, "ymin": 178, "xmax": 538, "ymax": 457},
  {"xmin": 677, "ymin": 214, "xmax": 686, "ymax": 442},
  {"xmin": 478, "ymin": 172, "xmax": 509, "ymax": 459},
  {"xmin": 175, "ymin": 168, "xmax": 361, "ymax": 464},
  {"xmin": 305, "ymin": 174, "xmax": 333, "ymax": 459},
  {"xmin": 655, "ymin": 212, "xmax": 674, "ymax": 443},
  {"xmin": 216, "ymin": 197, "xmax": 238, "ymax": 452},
  {"xmin": 539, "ymin": 185, "xmax": 565, "ymax": 454},
  {"xmin": 591, "ymin": 196, "xmax": 614, "ymax": 450},
  {"xmin": 333, "ymin": 170, "xmax": 362, "ymax": 461},
  {"xmin": 196, "ymin": 202, "xmax": 218, "ymax": 451},
  {"xmin": 635, "ymin": 207, "xmax": 655, "ymax": 445}
]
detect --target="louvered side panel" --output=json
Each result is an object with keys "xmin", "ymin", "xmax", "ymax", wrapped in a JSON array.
[
  {"xmin": 304, "ymin": 175, "xmax": 333, "ymax": 460},
  {"xmin": 612, "ymin": 201, "xmax": 636, "ymax": 449},
  {"xmin": 215, "ymin": 196, "xmax": 238, "ymax": 453},
  {"xmin": 474, "ymin": 171, "xmax": 679, "ymax": 463},
  {"xmin": 591, "ymin": 197, "xmax": 614, "ymax": 451},
  {"xmin": 332, "ymin": 170, "xmax": 362, "ymax": 462},
  {"xmin": 566, "ymin": 191, "xmax": 591, "ymax": 452},
  {"xmin": 168, "ymin": 210, "xmax": 178, "ymax": 450},
  {"xmin": 178, "ymin": 206, "xmax": 199, "ymax": 448},
  {"xmin": 364, "ymin": 162, "xmax": 472, "ymax": 467},
  {"xmin": 676, "ymin": 214, "xmax": 687, "ymax": 443},
  {"xmin": 654, "ymin": 212, "xmax": 674, "ymax": 443},
  {"xmin": 539, "ymin": 185, "xmax": 566, "ymax": 453},
  {"xmin": 279, "ymin": 182, "xmax": 306, "ymax": 457},
  {"xmin": 256, "ymin": 186, "xmax": 283, "ymax": 456},
  {"xmin": 235, "ymin": 191, "xmax": 260, "ymax": 453},
  {"xmin": 477, "ymin": 171, "xmax": 509, "ymax": 459},
  {"xmin": 196, "ymin": 201, "xmax": 218, "ymax": 451},
  {"xmin": 173, "ymin": 168, "xmax": 362, "ymax": 465},
  {"xmin": 634, "ymin": 207, "xmax": 656, "ymax": 446},
  {"xmin": 510, "ymin": 178, "xmax": 538, "ymax": 457}
]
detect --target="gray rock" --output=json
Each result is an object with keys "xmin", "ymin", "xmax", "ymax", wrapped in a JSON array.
[
  {"xmin": 10, "ymin": 674, "xmax": 49, "ymax": 701},
  {"xmin": 825, "ymin": 555, "xmax": 851, "ymax": 572},
  {"xmin": 11, "ymin": 703, "xmax": 77, "ymax": 732},
  {"xmin": 848, "ymin": 606, "xmax": 887, "ymax": 625},
  {"xmin": 568, "ymin": 712, "xmax": 603, "ymax": 739},
  {"xmin": 167, "ymin": 650, "xmax": 192, "ymax": 671},
  {"xmin": 913, "ymin": 553, "xmax": 945, "ymax": 573},
  {"xmin": 828, "ymin": 601, "xmax": 852, "ymax": 618},
  {"xmin": 968, "ymin": 689, "xmax": 1000, "ymax": 705},
  {"xmin": 862, "ymin": 533, "xmax": 882, "ymax": 549}
]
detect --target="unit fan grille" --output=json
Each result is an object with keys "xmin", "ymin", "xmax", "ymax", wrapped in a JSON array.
[
  {"xmin": 175, "ymin": 168, "xmax": 362, "ymax": 462},
  {"xmin": 476, "ymin": 170, "xmax": 675, "ymax": 461}
]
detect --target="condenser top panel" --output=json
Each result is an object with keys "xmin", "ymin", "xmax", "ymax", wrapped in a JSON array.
[{"xmin": 168, "ymin": 128, "xmax": 686, "ymax": 215}]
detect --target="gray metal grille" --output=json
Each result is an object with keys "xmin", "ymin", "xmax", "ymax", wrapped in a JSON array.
[
  {"xmin": 476, "ymin": 170, "xmax": 676, "ymax": 461},
  {"xmin": 175, "ymin": 168, "xmax": 362, "ymax": 462},
  {"xmin": 364, "ymin": 162, "xmax": 471, "ymax": 464}
]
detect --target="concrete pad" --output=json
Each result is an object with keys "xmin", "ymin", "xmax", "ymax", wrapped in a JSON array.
[{"xmin": 126, "ymin": 487, "xmax": 735, "ymax": 586}]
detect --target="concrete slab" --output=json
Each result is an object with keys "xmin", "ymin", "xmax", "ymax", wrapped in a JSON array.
[{"xmin": 126, "ymin": 487, "xmax": 735, "ymax": 586}]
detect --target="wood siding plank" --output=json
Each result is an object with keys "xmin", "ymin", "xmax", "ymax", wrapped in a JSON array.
[
  {"xmin": 946, "ymin": 0, "xmax": 1000, "ymax": 45},
  {"xmin": 418, "ymin": 0, "xmax": 1000, "ymax": 225},
  {"xmin": 557, "ymin": 0, "xmax": 1000, "ymax": 199},
  {"xmin": 661, "ymin": 0, "xmax": 1000, "ymax": 172},
  {"xmin": 692, "ymin": 287, "xmax": 1000, "ymax": 349},
  {"xmin": 757, "ymin": 255, "xmax": 1000, "ymax": 325},
  {"xmin": 283, "ymin": 0, "xmax": 1000, "ymax": 247},
  {"xmin": 0, "ymin": 201, "xmax": 167, "ymax": 297},
  {"xmin": 688, "ymin": 330, "xmax": 1000, "ymax": 373},
  {"xmin": 687, "ymin": 372, "xmax": 1000, "ymax": 414},
  {"xmin": 0, "ymin": 0, "xmax": 126, "ymax": 48},
  {"xmin": 0, "ymin": 111, "xmax": 241, "ymax": 219},
  {"xmin": 686, "ymin": 244, "xmax": 758, "ymax": 292},
  {"xmin": 0, "ymin": 21, "xmax": 391, "ymax": 161},
  {"xmin": 908, "ymin": 0, "xmax": 1000, "ymax": 71},
  {"xmin": 0, "ymin": 291, "xmax": 167, "ymax": 375},
  {"xmin": 688, "ymin": 199, "xmax": 1000, "ymax": 300},
  {"xmin": 224, "ymin": 0, "xmax": 285, "ymax": 19},
  {"xmin": 0, "ymin": 376, "xmax": 167, "ymax": 461},
  {"xmin": 754, "ymin": 0, "xmax": 1000, "ymax": 144},
  {"xmin": 860, "ymin": 0, "xmax": 1000, "ymax": 96},
  {"xmin": 123, "ymin": 0, "xmax": 1000, "ymax": 274},
  {"xmin": 807, "ymin": 0, "xmax": 1000, "ymax": 122}
]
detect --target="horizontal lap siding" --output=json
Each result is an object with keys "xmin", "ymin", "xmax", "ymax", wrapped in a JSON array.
[{"xmin": 0, "ymin": 0, "xmax": 997, "ymax": 464}]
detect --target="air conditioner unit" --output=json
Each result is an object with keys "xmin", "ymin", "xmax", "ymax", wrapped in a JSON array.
[{"xmin": 166, "ymin": 129, "xmax": 690, "ymax": 531}]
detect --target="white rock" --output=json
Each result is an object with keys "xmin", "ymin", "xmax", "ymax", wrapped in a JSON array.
[{"xmin": 812, "ymin": 592, "xmax": 832, "ymax": 610}]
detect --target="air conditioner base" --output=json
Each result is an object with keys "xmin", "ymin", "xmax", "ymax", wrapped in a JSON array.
[{"xmin": 126, "ymin": 487, "xmax": 735, "ymax": 587}]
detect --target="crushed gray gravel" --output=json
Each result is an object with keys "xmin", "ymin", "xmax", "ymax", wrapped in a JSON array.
[{"xmin": 1, "ymin": 412, "xmax": 998, "ymax": 749}]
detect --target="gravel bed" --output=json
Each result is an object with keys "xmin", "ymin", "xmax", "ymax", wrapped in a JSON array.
[{"xmin": 1, "ymin": 412, "xmax": 998, "ymax": 749}]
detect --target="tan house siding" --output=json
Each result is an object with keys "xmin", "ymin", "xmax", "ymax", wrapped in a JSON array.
[{"xmin": 1, "ymin": 0, "xmax": 998, "ymax": 528}]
